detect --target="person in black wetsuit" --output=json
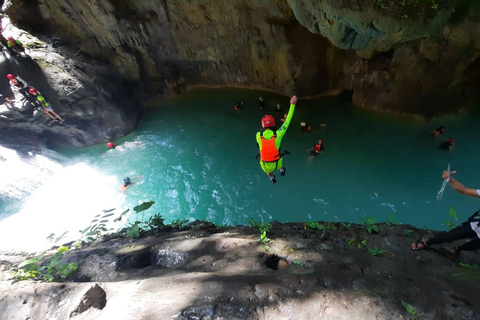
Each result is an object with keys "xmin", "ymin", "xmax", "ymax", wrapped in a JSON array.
[
  {"xmin": 258, "ymin": 97, "xmax": 265, "ymax": 109},
  {"xmin": 234, "ymin": 102, "xmax": 243, "ymax": 111},
  {"xmin": 411, "ymin": 170, "xmax": 480, "ymax": 259},
  {"xmin": 430, "ymin": 126, "xmax": 445, "ymax": 138}
]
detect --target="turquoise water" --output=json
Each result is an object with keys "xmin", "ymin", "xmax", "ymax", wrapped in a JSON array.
[
  {"xmin": 2, "ymin": 87, "xmax": 480, "ymax": 251},
  {"xmin": 55, "ymin": 88, "xmax": 480, "ymax": 229}
]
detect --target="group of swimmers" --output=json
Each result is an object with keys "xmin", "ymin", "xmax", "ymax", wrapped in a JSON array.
[{"xmin": 430, "ymin": 126, "xmax": 455, "ymax": 150}]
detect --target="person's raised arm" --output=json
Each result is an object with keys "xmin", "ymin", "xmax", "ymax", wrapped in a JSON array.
[
  {"xmin": 444, "ymin": 171, "xmax": 480, "ymax": 198},
  {"xmin": 277, "ymin": 96, "xmax": 297, "ymax": 138}
]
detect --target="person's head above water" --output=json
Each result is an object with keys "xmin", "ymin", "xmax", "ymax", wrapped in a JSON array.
[
  {"xmin": 318, "ymin": 138, "xmax": 323, "ymax": 144},
  {"xmin": 261, "ymin": 115, "xmax": 275, "ymax": 129},
  {"xmin": 123, "ymin": 177, "xmax": 131, "ymax": 187},
  {"xmin": 275, "ymin": 104, "xmax": 281, "ymax": 109},
  {"xmin": 259, "ymin": 97, "xmax": 263, "ymax": 101}
]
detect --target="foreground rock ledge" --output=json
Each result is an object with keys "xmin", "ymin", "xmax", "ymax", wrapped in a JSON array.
[{"xmin": 0, "ymin": 221, "xmax": 479, "ymax": 320}]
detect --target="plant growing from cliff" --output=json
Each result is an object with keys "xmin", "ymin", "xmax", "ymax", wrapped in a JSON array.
[
  {"xmin": 360, "ymin": 214, "xmax": 379, "ymax": 234},
  {"xmin": 113, "ymin": 201, "xmax": 167, "ymax": 238},
  {"xmin": 305, "ymin": 220, "xmax": 326, "ymax": 230},
  {"xmin": 368, "ymin": 248, "xmax": 390, "ymax": 256},
  {"xmin": 401, "ymin": 301, "xmax": 417, "ymax": 316},
  {"xmin": 444, "ymin": 206, "xmax": 458, "ymax": 231},
  {"xmin": 15, "ymin": 246, "xmax": 78, "ymax": 282},
  {"xmin": 169, "ymin": 218, "xmax": 189, "ymax": 229}
]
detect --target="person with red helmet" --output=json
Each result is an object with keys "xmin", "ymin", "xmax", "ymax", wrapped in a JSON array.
[
  {"xmin": 256, "ymin": 95, "xmax": 297, "ymax": 184},
  {"xmin": 28, "ymin": 87, "xmax": 63, "ymax": 121},
  {"xmin": 6, "ymin": 73, "xmax": 31, "ymax": 100},
  {"xmin": 310, "ymin": 138, "xmax": 324, "ymax": 156},
  {"xmin": 440, "ymin": 137, "xmax": 454, "ymax": 151},
  {"xmin": 6, "ymin": 36, "xmax": 24, "ymax": 55}
]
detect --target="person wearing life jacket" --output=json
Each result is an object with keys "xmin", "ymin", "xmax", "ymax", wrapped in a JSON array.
[
  {"xmin": 107, "ymin": 142, "xmax": 116, "ymax": 150},
  {"xmin": 7, "ymin": 36, "xmax": 24, "ymax": 55},
  {"xmin": 440, "ymin": 137, "xmax": 454, "ymax": 151},
  {"xmin": 310, "ymin": 138, "xmax": 324, "ymax": 156},
  {"xmin": 256, "ymin": 95, "xmax": 297, "ymax": 184},
  {"xmin": 411, "ymin": 169, "xmax": 480, "ymax": 259},
  {"xmin": 234, "ymin": 102, "xmax": 243, "ymax": 111},
  {"xmin": 274, "ymin": 103, "xmax": 282, "ymax": 113},
  {"xmin": 28, "ymin": 88, "xmax": 63, "ymax": 122},
  {"xmin": 119, "ymin": 175, "xmax": 143, "ymax": 191},
  {"xmin": 430, "ymin": 126, "xmax": 445, "ymax": 138},
  {"xmin": 7, "ymin": 74, "xmax": 31, "ymax": 100},
  {"xmin": 301, "ymin": 122, "xmax": 312, "ymax": 133}
]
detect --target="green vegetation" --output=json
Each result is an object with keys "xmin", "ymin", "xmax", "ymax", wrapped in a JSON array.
[
  {"xmin": 15, "ymin": 246, "xmax": 78, "ymax": 282},
  {"xmin": 293, "ymin": 259, "xmax": 312, "ymax": 268},
  {"xmin": 305, "ymin": 220, "xmax": 325, "ymax": 230},
  {"xmin": 341, "ymin": 222, "xmax": 352, "ymax": 230},
  {"xmin": 360, "ymin": 214, "xmax": 379, "ymax": 234},
  {"xmin": 246, "ymin": 218, "xmax": 272, "ymax": 244},
  {"xmin": 401, "ymin": 300, "xmax": 417, "ymax": 316},
  {"xmin": 369, "ymin": 248, "xmax": 390, "ymax": 256},
  {"xmin": 444, "ymin": 206, "xmax": 458, "ymax": 231}
]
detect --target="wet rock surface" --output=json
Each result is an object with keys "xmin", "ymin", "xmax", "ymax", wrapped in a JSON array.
[{"xmin": 1, "ymin": 221, "xmax": 480, "ymax": 319}]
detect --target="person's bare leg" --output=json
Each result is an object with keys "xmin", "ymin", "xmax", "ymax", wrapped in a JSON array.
[
  {"xmin": 45, "ymin": 111, "xmax": 56, "ymax": 120},
  {"xmin": 50, "ymin": 111, "xmax": 63, "ymax": 121},
  {"xmin": 267, "ymin": 172, "xmax": 276, "ymax": 184}
]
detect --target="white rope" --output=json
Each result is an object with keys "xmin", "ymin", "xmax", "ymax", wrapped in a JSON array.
[{"xmin": 436, "ymin": 163, "xmax": 450, "ymax": 200}]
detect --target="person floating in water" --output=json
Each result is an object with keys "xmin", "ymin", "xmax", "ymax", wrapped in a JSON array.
[
  {"xmin": 234, "ymin": 102, "xmax": 243, "ymax": 111},
  {"xmin": 256, "ymin": 95, "xmax": 297, "ymax": 184},
  {"xmin": 258, "ymin": 97, "xmax": 265, "ymax": 109},
  {"xmin": 274, "ymin": 103, "xmax": 282, "ymax": 112},
  {"xmin": 280, "ymin": 113, "xmax": 287, "ymax": 123},
  {"xmin": 119, "ymin": 175, "xmax": 143, "ymax": 191},
  {"xmin": 440, "ymin": 137, "xmax": 454, "ymax": 150},
  {"xmin": 411, "ymin": 170, "xmax": 480, "ymax": 259},
  {"xmin": 430, "ymin": 126, "xmax": 445, "ymax": 138},
  {"xmin": 310, "ymin": 138, "xmax": 324, "ymax": 156},
  {"xmin": 301, "ymin": 122, "xmax": 312, "ymax": 133},
  {"xmin": 107, "ymin": 142, "xmax": 115, "ymax": 150},
  {"xmin": 29, "ymin": 88, "xmax": 63, "ymax": 122}
]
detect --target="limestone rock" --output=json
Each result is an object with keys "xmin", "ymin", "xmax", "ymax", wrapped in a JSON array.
[{"xmin": 70, "ymin": 284, "xmax": 107, "ymax": 317}]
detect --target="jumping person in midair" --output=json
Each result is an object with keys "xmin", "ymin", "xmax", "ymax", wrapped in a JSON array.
[{"xmin": 256, "ymin": 95, "xmax": 297, "ymax": 184}]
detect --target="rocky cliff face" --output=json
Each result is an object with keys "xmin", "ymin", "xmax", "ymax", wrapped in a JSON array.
[{"xmin": 1, "ymin": 0, "xmax": 480, "ymax": 146}]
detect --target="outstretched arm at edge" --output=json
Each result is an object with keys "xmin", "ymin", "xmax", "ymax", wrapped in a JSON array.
[{"xmin": 445, "ymin": 171, "xmax": 480, "ymax": 198}]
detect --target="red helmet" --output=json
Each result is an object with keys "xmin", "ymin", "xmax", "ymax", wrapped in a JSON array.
[
  {"xmin": 29, "ymin": 88, "xmax": 38, "ymax": 95},
  {"xmin": 107, "ymin": 142, "xmax": 114, "ymax": 148},
  {"xmin": 261, "ymin": 115, "xmax": 275, "ymax": 128},
  {"xmin": 6, "ymin": 74, "xmax": 16, "ymax": 80},
  {"xmin": 448, "ymin": 137, "xmax": 455, "ymax": 142},
  {"xmin": 7, "ymin": 36, "xmax": 14, "ymax": 42}
]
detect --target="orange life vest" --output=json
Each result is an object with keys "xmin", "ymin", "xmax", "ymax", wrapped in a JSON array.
[
  {"xmin": 314, "ymin": 144, "xmax": 322, "ymax": 152},
  {"xmin": 260, "ymin": 134, "xmax": 280, "ymax": 162}
]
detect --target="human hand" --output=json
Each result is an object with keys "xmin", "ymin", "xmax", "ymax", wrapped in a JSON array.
[
  {"xmin": 290, "ymin": 95, "xmax": 297, "ymax": 105},
  {"xmin": 442, "ymin": 170, "xmax": 456, "ymax": 179}
]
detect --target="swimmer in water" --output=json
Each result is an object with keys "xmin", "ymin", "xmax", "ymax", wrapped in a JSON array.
[
  {"xmin": 431, "ymin": 126, "xmax": 445, "ymax": 138},
  {"xmin": 310, "ymin": 138, "xmax": 324, "ymax": 156},
  {"xmin": 234, "ymin": 102, "xmax": 243, "ymax": 111},
  {"xmin": 274, "ymin": 103, "xmax": 282, "ymax": 112},
  {"xmin": 440, "ymin": 137, "xmax": 454, "ymax": 151},
  {"xmin": 119, "ymin": 175, "xmax": 143, "ymax": 191},
  {"xmin": 258, "ymin": 97, "xmax": 265, "ymax": 109},
  {"xmin": 301, "ymin": 122, "xmax": 312, "ymax": 133},
  {"xmin": 107, "ymin": 142, "xmax": 115, "ymax": 150}
]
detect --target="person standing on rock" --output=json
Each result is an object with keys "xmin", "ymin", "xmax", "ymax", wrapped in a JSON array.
[
  {"xmin": 28, "ymin": 88, "xmax": 63, "ymax": 122},
  {"xmin": 411, "ymin": 170, "xmax": 480, "ymax": 259},
  {"xmin": 7, "ymin": 74, "xmax": 31, "ymax": 101},
  {"xmin": 256, "ymin": 95, "xmax": 297, "ymax": 184}
]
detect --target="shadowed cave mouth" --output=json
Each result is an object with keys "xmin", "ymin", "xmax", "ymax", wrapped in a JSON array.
[
  {"xmin": 115, "ymin": 248, "xmax": 188, "ymax": 270},
  {"xmin": 265, "ymin": 254, "xmax": 288, "ymax": 270}
]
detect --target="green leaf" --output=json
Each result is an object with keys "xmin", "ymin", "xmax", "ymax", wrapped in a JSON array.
[
  {"xmin": 133, "ymin": 201, "xmax": 155, "ymax": 213},
  {"xmin": 57, "ymin": 263, "xmax": 78, "ymax": 279},
  {"xmin": 102, "ymin": 212, "xmax": 115, "ymax": 218},
  {"xmin": 113, "ymin": 209, "xmax": 129, "ymax": 222},
  {"xmin": 99, "ymin": 219, "xmax": 109, "ymax": 223},
  {"xmin": 401, "ymin": 301, "xmax": 416, "ymax": 315},
  {"xmin": 57, "ymin": 246, "xmax": 68, "ymax": 253},
  {"xmin": 458, "ymin": 262, "xmax": 473, "ymax": 268},
  {"xmin": 18, "ymin": 258, "xmax": 40, "ymax": 269},
  {"xmin": 449, "ymin": 207, "xmax": 458, "ymax": 219},
  {"xmin": 126, "ymin": 223, "xmax": 140, "ymax": 238}
]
